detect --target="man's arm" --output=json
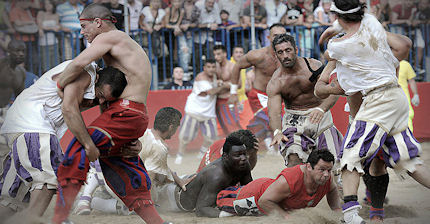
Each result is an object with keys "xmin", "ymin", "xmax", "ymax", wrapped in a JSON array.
[
  {"xmin": 326, "ymin": 175, "xmax": 341, "ymax": 211},
  {"xmin": 227, "ymin": 52, "xmax": 258, "ymax": 104},
  {"xmin": 409, "ymin": 78, "xmax": 420, "ymax": 106},
  {"xmin": 58, "ymin": 33, "xmax": 114, "ymax": 88},
  {"xmin": 386, "ymin": 31, "xmax": 412, "ymax": 62},
  {"xmin": 194, "ymin": 175, "xmax": 225, "ymax": 217},
  {"xmin": 61, "ymin": 72, "xmax": 100, "ymax": 161},
  {"xmin": 258, "ymin": 175, "xmax": 290, "ymax": 218},
  {"xmin": 267, "ymin": 72, "xmax": 288, "ymax": 146}
]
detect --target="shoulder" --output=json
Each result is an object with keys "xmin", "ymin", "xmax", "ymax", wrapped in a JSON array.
[
  {"xmin": 307, "ymin": 57, "xmax": 323, "ymax": 70},
  {"xmin": 245, "ymin": 48, "xmax": 266, "ymax": 63},
  {"xmin": 195, "ymin": 72, "xmax": 206, "ymax": 81}
]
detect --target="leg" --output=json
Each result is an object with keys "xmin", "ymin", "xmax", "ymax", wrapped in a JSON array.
[
  {"xmin": 363, "ymin": 158, "xmax": 389, "ymax": 222},
  {"xmin": 408, "ymin": 164, "xmax": 430, "ymax": 188},
  {"xmin": 341, "ymin": 169, "xmax": 364, "ymax": 224},
  {"xmin": 176, "ymin": 114, "xmax": 199, "ymax": 164},
  {"xmin": 198, "ymin": 118, "xmax": 217, "ymax": 158},
  {"xmin": 27, "ymin": 185, "xmax": 56, "ymax": 216},
  {"xmin": 75, "ymin": 167, "xmax": 100, "ymax": 215},
  {"xmin": 287, "ymin": 153, "xmax": 303, "ymax": 167}
]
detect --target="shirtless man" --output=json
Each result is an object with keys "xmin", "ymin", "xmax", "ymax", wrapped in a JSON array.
[
  {"xmin": 267, "ymin": 33, "xmax": 342, "ymax": 167},
  {"xmin": 213, "ymin": 44, "xmax": 242, "ymax": 137},
  {"xmin": 0, "ymin": 40, "xmax": 26, "ymax": 169},
  {"xmin": 217, "ymin": 149, "xmax": 341, "ymax": 217},
  {"xmin": 51, "ymin": 3, "xmax": 166, "ymax": 224},
  {"xmin": 227, "ymin": 23, "xmax": 287, "ymax": 154}
]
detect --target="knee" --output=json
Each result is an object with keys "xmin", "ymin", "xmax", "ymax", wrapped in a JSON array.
[{"xmin": 287, "ymin": 153, "xmax": 302, "ymax": 167}]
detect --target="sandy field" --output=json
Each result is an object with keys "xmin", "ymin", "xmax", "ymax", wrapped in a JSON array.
[{"xmin": 40, "ymin": 143, "xmax": 430, "ymax": 224}]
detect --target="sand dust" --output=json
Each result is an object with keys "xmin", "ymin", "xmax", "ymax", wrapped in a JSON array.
[{"xmin": 40, "ymin": 143, "xmax": 430, "ymax": 223}]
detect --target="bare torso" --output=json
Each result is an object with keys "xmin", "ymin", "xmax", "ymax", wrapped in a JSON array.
[
  {"xmin": 0, "ymin": 58, "xmax": 25, "ymax": 107},
  {"xmin": 252, "ymin": 47, "xmax": 280, "ymax": 92},
  {"xmin": 100, "ymin": 30, "xmax": 151, "ymax": 104},
  {"xmin": 273, "ymin": 58, "xmax": 323, "ymax": 110},
  {"xmin": 216, "ymin": 59, "xmax": 235, "ymax": 98}
]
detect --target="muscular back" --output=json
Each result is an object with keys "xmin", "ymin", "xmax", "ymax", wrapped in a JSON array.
[
  {"xmin": 95, "ymin": 30, "xmax": 151, "ymax": 104},
  {"xmin": 0, "ymin": 58, "xmax": 25, "ymax": 107},
  {"xmin": 247, "ymin": 47, "xmax": 280, "ymax": 92},
  {"xmin": 273, "ymin": 58, "xmax": 323, "ymax": 110}
]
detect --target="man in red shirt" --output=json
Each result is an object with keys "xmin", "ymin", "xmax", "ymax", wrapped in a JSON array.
[{"xmin": 216, "ymin": 149, "xmax": 341, "ymax": 217}]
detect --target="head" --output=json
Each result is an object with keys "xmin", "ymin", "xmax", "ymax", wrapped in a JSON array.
[
  {"xmin": 95, "ymin": 66, "xmax": 127, "ymax": 105},
  {"xmin": 15, "ymin": 0, "xmax": 31, "ymax": 9},
  {"xmin": 228, "ymin": 130, "xmax": 258, "ymax": 170},
  {"xmin": 232, "ymin": 45, "xmax": 244, "ymax": 61},
  {"xmin": 8, "ymin": 39, "xmax": 26, "ymax": 65},
  {"xmin": 150, "ymin": 0, "xmax": 162, "ymax": 9},
  {"xmin": 42, "ymin": 0, "xmax": 55, "ymax": 13},
  {"xmin": 213, "ymin": 45, "xmax": 227, "ymax": 64},
  {"xmin": 203, "ymin": 59, "xmax": 217, "ymax": 77},
  {"xmin": 331, "ymin": 0, "xmax": 366, "ymax": 23},
  {"xmin": 172, "ymin": 67, "xmax": 184, "ymax": 81},
  {"xmin": 222, "ymin": 135, "xmax": 249, "ymax": 171},
  {"xmin": 305, "ymin": 13, "xmax": 314, "ymax": 23},
  {"xmin": 69, "ymin": 0, "xmax": 79, "ymax": 6},
  {"xmin": 79, "ymin": 3, "xmax": 116, "ymax": 43},
  {"xmin": 272, "ymin": 34, "xmax": 297, "ymax": 68},
  {"xmin": 171, "ymin": 0, "xmax": 182, "ymax": 9},
  {"xmin": 110, "ymin": 0, "xmax": 119, "ymax": 6},
  {"xmin": 268, "ymin": 23, "xmax": 287, "ymax": 43},
  {"xmin": 205, "ymin": 0, "xmax": 215, "ymax": 12},
  {"xmin": 254, "ymin": 0, "xmax": 260, "ymax": 6},
  {"xmin": 306, "ymin": 150, "xmax": 335, "ymax": 185},
  {"xmin": 322, "ymin": 0, "xmax": 332, "ymax": 13},
  {"xmin": 220, "ymin": 9, "xmax": 229, "ymax": 21},
  {"xmin": 153, "ymin": 107, "xmax": 182, "ymax": 139},
  {"xmin": 289, "ymin": 0, "xmax": 297, "ymax": 5}
]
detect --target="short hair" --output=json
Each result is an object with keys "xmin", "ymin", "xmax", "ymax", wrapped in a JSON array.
[
  {"xmin": 228, "ymin": 130, "xmax": 258, "ymax": 152},
  {"xmin": 306, "ymin": 150, "xmax": 335, "ymax": 168},
  {"xmin": 222, "ymin": 135, "xmax": 244, "ymax": 155},
  {"xmin": 153, "ymin": 107, "xmax": 182, "ymax": 132},
  {"xmin": 204, "ymin": 58, "xmax": 216, "ymax": 65},
  {"xmin": 96, "ymin": 66, "xmax": 127, "ymax": 98},
  {"xmin": 213, "ymin": 44, "xmax": 227, "ymax": 53},
  {"xmin": 7, "ymin": 39, "xmax": 26, "ymax": 51},
  {"xmin": 272, "ymin": 33, "xmax": 296, "ymax": 51},
  {"xmin": 232, "ymin": 45, "xmax": 244, "ymax": 51},
  {"xmin": 269, "ymin": 23, "xmax": 286, "ymax": 31},
  {"xmin": 332, "ymin": 0, "xmax": 366, "ymax": 22},
  {"xmin": 80, "ymin": 3, "xmax": 115, "ymax": 23},
  {"xmin": 220, "ymin": 9, "xmax": 229, "ymax": 15}
]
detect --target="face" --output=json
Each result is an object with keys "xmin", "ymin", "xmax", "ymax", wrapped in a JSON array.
[
  {"xmin": 9, "ymin": 44, "xmax": 26, "ymax": 64},
  {"xmin": 95, "ymin": 84, "xmax": 116, "ymax": 105},
  {"xmin": 203, "ymin": 62, "xmax": 217, "ymax": 76},
  {"xmin": 226, "ymin": 144, "xmax": 249, "ymax": 171},
  {"xmin": 305, "ymin": 14, "xmax": 314, "ymax": 23},
  {"xmin": 165, "ymin": 123, "xmax": 180, "ymax": 139},
  {"xmin": 269, "ymin": 26, "xmax": 287, "ymax": 42},
  {"xmin": 205, "ymin": 0, "xmax": 215, "ymax": 11},
  {"xmin": 172, "ymin": 0, "xmax": 182, "ymax": 8},
  {"xmin": 323, "ymin": 2, "xmax": 331, "ymax": 12},
  {"xmin": 220, "ymin": 12, "xmax": 229, "ymax": 21},
  {"xmin": 307, "ymin": 159, "xmax": 333, "ymax": 185},
  {"xmin": 274, "ymin": 41, "xmax": 297, "ymax": 68},
  {"xmin": 80, "ymin": 19, "xmax": 101, "ymax": 43},
  {"xmin": 110, "ymin": 0, "xmax": 119, "ymax": 5},
  {"xmin": 69, "ymin": 0, "xmax": 79, "ymax": 5},
  {"xmin": 151, "ymin": 0, "xmax": 161, "ymax": 9},
  {"xmin": 232, "ymin": 47, "xmax": 244, "ymax": 61},
  {"xmin": 213, "ymin": 49, "xmax": 226, "ymax": 63},
  {"xmin": 172, "ymin": 67, "xmax": 184, "ymax": 80},
  {"xmin": 45, "ymin": 0, "xmax": 53, "ymax": 12}
]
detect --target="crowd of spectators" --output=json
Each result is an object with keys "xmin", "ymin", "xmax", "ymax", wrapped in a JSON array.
[{"xmin": 0, "ymin": 0, "xmax": 429, "ymax": 85}]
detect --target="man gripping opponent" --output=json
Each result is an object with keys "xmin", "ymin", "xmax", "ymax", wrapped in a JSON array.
[
  {"xmin": 227, "ymin": 23, "xmax": 287, "ymax": 154},
  {"xmin": 52, "ymin": 3, "xmax": 167, "ymax": 224},
  {"xmin": 216, "ymin": 150, "xmax": 340, "ymax": 217},
  {"xmin": 267, "ymin": 33, "xmax": 342, "ymax": 167}
]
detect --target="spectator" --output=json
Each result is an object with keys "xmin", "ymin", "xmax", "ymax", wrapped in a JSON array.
[
  {"xmin": 398, "ymin": 60, "xmax": 420, "ymax": 132},
  {"xmin": 411, "ymin": 0, "xmax": 430, "ymax": 79},
  {"xmin": 372, "ymin": 0, "xmax": 391, "ymax": 29},
  {"xmin": 299, "ymin": 13, "xmax": 319, "ymax": 57},
  {"xmin": 139, "ymin": 0, "xmax": 166, "ymax": 57},
  {"xmin": 163, "ymin": 0, "xmax": 184, "ymax": 40},
  {"xmin": 283, "ymin": 0, "xmax": 305, "ymax": 26},
  {"xmin": 37, "ymin": 0, "xmax": 60, "ymax": 73},
  {"xmin": 103, "ymin": 0, "xmax": 126, "ymax": 30},
  {"xmin": 391, "ymin": 1, "xmax": 415, "ymax": 28},
  {"xmin": 230, "ymin": 45, "xmax": 247, "ymax": 103},
  {"xmin": 218, "ymin": 0, "xmax": 244, "ymax": 25},
  {"xmin": 242, "ymin": 0, "xmax": 267, "ymax": 50},
  {"xmin": 178, "ymin": 0, "xmax": 200, "ymax": 76},
  {"xmin": 9, "ymin": 0, "xmax": 39, "ymax": 73},
  {"xmin": 56, "ymin": 0, "xmax": 84, "ymax": 60},
  {"xmin": 128, "ymin": 0, "xmax": 143, "ymax": 31},
  {"xmin": 216, "ymin": 9, "xmax": 240, "ymax": 44},
  {"xmin": 300, "ymin": 0, "xmax": 315, "ymax": 14},
  {"xmin": 0, "ymin": 0, "xmax": 14, "ymax": 33},
  {"xmin": 313, "ymin": 0, "xmax": 334, "ymax": 26},
  {"xmin": 0, "ymin": 31, "xmax": 11, "ymax": 59},
  {"xmin": 263, "ymin": 0, "xmax": 287, "ymax": 46},
  {"xmin": 164, "ymin": 66, "xmax": 193, "ymax": 89}
]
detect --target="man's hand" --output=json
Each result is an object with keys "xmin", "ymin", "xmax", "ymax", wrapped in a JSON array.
[
  {"xmin": 85, "ymin": 145, "xmax": 100, "ymax": 162},
  {"xmin": 57, "ymin": 88, "xmax": 64, "ymax": 99},
  {"xmin": 121, "ymin": 140, "xmax": 142, "ymax": 158},
  {"xmin": 227, "ymin": 94, "xmax": 239, "ymax": 105},
  {"xmin": 309, "ymin": 108, "xmax": 324, "ymax": 124},
  {"xmin": 175, "ymin": 173, "xmax": 196, "ymax": 191},
  {"xmin": 271, "ymin": 132, "xmax": 288, "ymax": 147},
  {"xmin": 411, "ymin": 94, "xmax": 420, "ymax": 107}
]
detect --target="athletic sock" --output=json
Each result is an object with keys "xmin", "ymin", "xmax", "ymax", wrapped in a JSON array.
[
  {"xmin": 133, "ymin": 199, "xmax": 164, "ymax": 224},
  {"xmin": 91, "ymin": 197, "xmax": 118, "ymax": 214},
  {"xmin": 79, "ymin": 172, "xmax": 99, "ymax": 205},
  {"xmin": 52, "ymin": 180, "xmax": 82, "ymax": 224}
]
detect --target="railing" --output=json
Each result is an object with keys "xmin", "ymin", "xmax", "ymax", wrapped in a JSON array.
[{"xmin": 6, "ymin": 24, "xmax": 429, "ymax": 89}]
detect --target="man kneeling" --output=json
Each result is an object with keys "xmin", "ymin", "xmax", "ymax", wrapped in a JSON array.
[{"xmin": 217, "ymin": 149, "xmax": 341, "ymax": 218}]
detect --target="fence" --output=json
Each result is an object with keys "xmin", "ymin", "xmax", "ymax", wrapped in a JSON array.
[{"xmin": 8, "ymin": 24, "xmax": 430, "ymax": 89}]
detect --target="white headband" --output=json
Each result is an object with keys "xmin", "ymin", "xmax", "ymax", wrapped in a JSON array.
[{"xmin": 330, "ymin": 2, "xmax": 361, "ymax": 14}]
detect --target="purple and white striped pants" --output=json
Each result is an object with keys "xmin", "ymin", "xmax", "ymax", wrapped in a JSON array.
[{"xmin": 178, "ymin": 114, "xmax": 218, "ymax": 143}]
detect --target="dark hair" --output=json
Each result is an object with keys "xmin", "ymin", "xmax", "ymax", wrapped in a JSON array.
[
  {"xmin": 332, "ymin": 0, "xmax": 366, "ymax": 22},
  {"xmin": 269, "ymin": 23, "xmax": 286, "ymax": 31},
  {"xmin": 272, "ymin": 33, "xmax": 296, "ymax": 51},
  {"xmin": 204, "ymin": 58, "xmax": 216, "ymax": 65},
  {"xmin": 232, "ymin": 45, "xmax": 244, "ymax": 51},
  {"xmin": 229, "ymin": 130, "xmax": 258, "ymax": 152},
  {"xmin": 153, "ymin": 107, "xmax": 182, "ymax": 132},
  {"xmin": 42, "ymin": 0, "xmax": 56, "ymax": 13},
  {"xmin": 7, "ymin": 39, "xmax": 26, "ymax": 51},
  {"xmin": 213, "ymin": 44, "xmax": 227, "ymax": 53},
  {"xmin": 220, "ymin": 9, "xmax": 229, "ymax": 15},
  {"xmin": 306, "ymin": 150, "xmax": 335, "ymax": 168},
  {"xmin": 96, "ymin": 66, "xmax": 127, "ymax": 98},
  {"xmin": 80, "ymin": 3, "xmax": 115, "ymax": 24},
  {"xmin": 222, "ymin": 135, "xmax": 244, "ymax": 155}
]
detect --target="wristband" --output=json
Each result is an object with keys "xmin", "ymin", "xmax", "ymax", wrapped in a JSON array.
[
  {"xmin": 274, "ymin": 129, "xmax": 281, "ymax": 136},
  {"xmin": 315, "ymin": 107, "xmax": 325, "ymax": 113},
  {"xmin": 57, "ymin": 81, "xmax": 64, "ymax": 90},
  {"xmin": 230, "ymin": 84, "xmax": 238, "ymax": 95}
]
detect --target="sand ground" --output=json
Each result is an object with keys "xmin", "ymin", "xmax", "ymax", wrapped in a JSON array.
[{"xmin": 39, "ymin": 142, "xmax": 430, "ymax": 224}]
